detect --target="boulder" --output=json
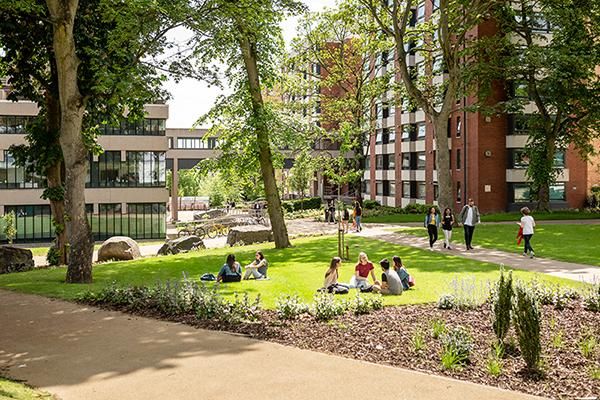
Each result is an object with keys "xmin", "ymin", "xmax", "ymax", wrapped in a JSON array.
[
  {"xmin": 97, "ymin": 236, "xmax": 141, "ymax": 262},
  {"xmin": 157, "ymin": 235, "xmax": 205, "ymax": 256},
  {"xmin": 0, "ymin": 245, "xmax": 34, "ymax": 274},
  {"xmin": 227, "ymin": 225, "xmax": 273, "ymax": 247},
  {"xmin": 193, "ymin": 209, "xmax": 227, "ymax": 221}
]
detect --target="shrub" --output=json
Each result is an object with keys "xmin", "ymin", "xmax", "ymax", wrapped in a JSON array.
[
  {"xmin": 312, "ymin": 292, "xmax": 347, "ymax": 321},
  {"xmin": 441, "ymin": 349, "xmax": 464, "ymax": 370},
  {"xmin": 431, "ymin": 319, "xmax": 446, "ymax": 339},
  {"xmin": 219, "ymin": 293, "xmax": 262, "ymax": 323},
  {"xmin": 276, "ymin": 294, "xmax": 309, "ymax": 320},
  {"xmin": 404, "ymin": 203, "xmax": 435, "ymax": 214},
  {"xmin": 362, "ymin": 200, "xmax": 380, "ymax": 209},
  {"xmin": 348, "ymin": 293, "xmax": 384, "ymax": 315},
  {"xmin": 513, "ymin": 283, "xmax": 542, "ymax": 371},
  {"xmin": 46, "ymin": 247, "xmax": 62, "ymax": 266},
  {"xmin": 582, "ymin": 283, "xmax": 600, "ymax": 312},
  {"xmin": 447, "ymin": 276, "xmax": 489, "ymax": 309},
  {"xmin": 492, "ymin": 268, "xmax": 513, "ymax": 343},
  {"xmin": 193, "ymin": 284, "xmax": 225, "ymax": 320},
  {"xmin": 282, "ymin": 197, "xmax": 322, "ymax": 212},
  {"xmin": 486, "ymin": 356, "xmax": 503, "ymax": 377},
  {"xmin": 440, "ymin": 325, "xmax": 474, "ymax": 362},
  {"xmin": 437, "ymin": 294, "xmax": 456, "ymax": 310}
]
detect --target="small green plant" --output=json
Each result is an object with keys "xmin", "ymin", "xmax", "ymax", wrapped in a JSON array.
[
  {"xmin": 441, "ymin": 348, "xmax": 466, "ymax": 371},
  {"xmin": 219, "ymin": 293, "xmax": 262, "ymax": 323},
  {"xmin": 311, "ymin": 292, "xmax": 346, "ymax": 321},
  {"xmin": 582, "ymin": 283, "xmax": 600, "ymax": 312},
  {"xmin": 348, "ymin": 293, "xmax": 383, "ymax": 315},
  {"xmin": 492, "ymin": 268, "xmax": 513, "ymax": 343},
  {"xmin": 437, "ymin": 294, "xmax": 456, "ymax": 310},
  {"xmin": 579, "ymin": 332, "xmax": 598, "ymax": 359},
  {"xmin": 513, "ymin": 283, "xmax": 542, "ymax": 371},
  {"xmin": 551, "ymin": 330, "xmax": 564, "ymax": 349},
  {"xmin": 448, "ymin": 276, "xmax": 489, "ymax": 309},
  {"xmin": 412, "ymin": 328, "xmax": 426, "ymax": 353},
  {"xmin": 440, "ymin": 325, "xmax": 474, "ymax": 367},
  {"xmin": 2, "ymin": 210, "xmax": 17, "ymax": 244},
  {"xmin": 590, "ymin": 366, "xmax": 600, "ymax": 380},
  {"xmin": 275, "ymin": 294, "xmax": 309, "ymax": 320},
  {"xmin": 46, "ymin": 246, "xmax": 62, "ymax": 266},
  {"xmin": 486, "ymin": 355, "xmax": 503, "ymax": 377},
  {"xmin": 431, "ymin": 319, "xmax": 446, "ymax": 339}
]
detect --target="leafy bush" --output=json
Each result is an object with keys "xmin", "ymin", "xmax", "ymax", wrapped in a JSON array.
[
  {"xmin": 284, "ymin": 209, "xmax": 323, "ymax": 220},
  {"xmin": 582, "ymin": 283, "xmax": 600, "ymax": 312},
  {"xmin": 440, "ymin": 325, "xmax": 474, "ymax": 363},
  {"xmin": 404, "ymin": 203, "xmax": 435, "ymax": 214},
  {"xmin": 437, "ymin": 294, "xmax": 456, "ymax": 310},
  {"xmin": 46, "ymin": 247, "xmax": 62, "ymax": 266},
  {"xmin": 347, "ymin": 293, "xmax": 383, "ymax": 315},
  {"xmin": 282, "ymin": 197, "xmax": 322, "ymax": 212},
  {"xmin": 431, "ymin": 319, "xmax": 446, "ymax": 339},
  {"xmin": 486, "ymin": 355, "xmax": 503, "ymax": 377},
  {"xmin": 446, "ymin": 276, "xmax": 489, "ymax": 309},
  {"xmin": 492, "ymin": 268, "xmax": 513, "ymax": 343},
  {"xmin": 441, "ymin": 348, "xmax": 465, "ymax": 370},
  {"xmin": 312, "ymin": 292, "xmax": 347, "ymax": 321},
  {"xmin": 276, "ymin": 294, "xmax": 309, "ymax": 320},
  {"xmin": 219, "ymin": 293, "xmax": 261, "ymax": 323},
  {"xmin": 513, "ymin": 283, "xmax": 542, "ymax": 371},
  {"xmin": 362, "ymin": 200, "xmax": 380, "ymax": 209}
]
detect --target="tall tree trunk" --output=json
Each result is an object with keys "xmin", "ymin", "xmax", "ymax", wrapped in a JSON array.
[
  {"xmin": 47, "ymin": 0, "xmax": 94, "ymax": 283},
  {"xmin": 536, "ymin": 134, "xmax": 556, "ymax": 212},
  {"xmin": 433, "ymin": 116, "xmax": 453, "ymax": 212},
  {"xmin": 45, "ymin": 93, "xmax": 67, "ymax": 265},
  {"xmin": 238, "ymin": 34, "xmax": 291, "ymax": 248}
]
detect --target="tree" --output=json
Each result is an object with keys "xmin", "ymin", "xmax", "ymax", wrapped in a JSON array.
[
  {"xmin": 186, "ymin": 0, "xmax": 306, "ymax": 248},
  {"xmin": 1, "ymin": 0, "xmax": 187, "ymax": 281},
  {"xmin": 288, "ymin": 149, "xmax": 316, "ymax": 199},
  {"xmin": 496, "ymin": 0, "xmax": 600, "ymax": 210},
  {"xmin": 288, "ymin": 3, "xmax": 389, "ymax": 199},
  {"xmin": 357, "ymin": 0, "xmax": 500, "ymax": 211}
]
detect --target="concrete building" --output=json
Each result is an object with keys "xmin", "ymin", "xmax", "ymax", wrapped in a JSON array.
[
  {"xmin": 0, "ymin": 85, "xmax": 169, "ymax": 242},
  {"xmin": 362, "ymin": 2, "xmax": 599, "ymax": 213}
]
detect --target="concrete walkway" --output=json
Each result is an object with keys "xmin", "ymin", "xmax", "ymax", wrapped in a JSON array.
[
  {"xmin": 357, "ymin": 226, "xmax": 600, "ymax": 284},
  {"xmin": 0, "ymin": 290, "xmax": 544, "ymax": 400}
]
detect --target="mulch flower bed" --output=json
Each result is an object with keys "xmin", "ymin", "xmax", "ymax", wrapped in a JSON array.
[
  {"xmin": 96, "ymin": 301, "xmax": 599, "ymax": 399},
  {"xmin": 186, "ymin": 304, "xmax": 600, "ymax": 399}
]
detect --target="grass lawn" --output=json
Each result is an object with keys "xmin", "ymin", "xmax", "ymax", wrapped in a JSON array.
[
  {"xmin": 363, "ymin": 210, "xmax": 600, "ymax": 224},
  {"xmin": 21, "ymin": 240, "xmax": 167, "ymax": 257},
  {"xmin": 0, "ymin": 236, "xmax": 587, "ymax": 309},
  {"xmin": 398, "ymin": 224, "xmax": 600, "ymax": 267},
  {"xmin": 0, "ymin": 377, "xmax": 55, "ymax": 400}
]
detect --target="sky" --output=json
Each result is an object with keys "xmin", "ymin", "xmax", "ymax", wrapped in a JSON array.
[{"xmin": 162, "ymin": 0, "xmax": 337, "ymax": 129}]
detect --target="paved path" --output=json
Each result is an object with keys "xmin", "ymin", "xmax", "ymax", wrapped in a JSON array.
[
  {"xmin": 357, "ymin": 226, "xmax": 600, "ymax": 284},
  {"xmin": 0, "ymin": 290, "xmax": 543, "ymax": 400}
]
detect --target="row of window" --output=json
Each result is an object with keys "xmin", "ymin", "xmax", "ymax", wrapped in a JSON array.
[
  {"xmin": 509, "ymin": 149, "xmax": 565, "ymax": 169},
  {"xmin": 87, "ymin": 151, "xmax": 166, "ymax": 188},
  {"xmin": 0, "ymin": 115, "xmax": 166, "ymax": 136},
  {"xmin": 169, "ymin": 137, "xmax": 219, "ymax": 150},
  {"xmin": 511, "ymin": 183, "xmax": 566, "ymax": 203},
  {"xmin": 0, "ymin": 203, "xmax": 166, "ymax": 242}
]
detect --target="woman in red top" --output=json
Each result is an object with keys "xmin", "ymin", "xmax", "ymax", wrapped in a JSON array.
[{"xmin": 351, "ymin": 252, "xmax": 380, "ymax": 291}]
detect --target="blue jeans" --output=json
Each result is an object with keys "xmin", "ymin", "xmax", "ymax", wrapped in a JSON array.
[{"xmin": 355, "ymin": 216, "xmax": 362, "ymax": 231}]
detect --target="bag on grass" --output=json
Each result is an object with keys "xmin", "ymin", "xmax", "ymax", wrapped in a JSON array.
[
  {"xmin": 327, "ymin": 284, "xmax": 349, "ymax": 295},
  {"xmin": 200, "ymin": 273, "xmax": 216, "ymax": 281}
]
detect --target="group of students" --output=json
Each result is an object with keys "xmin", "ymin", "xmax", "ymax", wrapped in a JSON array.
[
  {"xmin": 325, "ymin": 201, "xmax": 363, "ymax": 233},
  {"xmin": 423, "ymin": 199, "xmax": 537, "ymax": 258},
  {"xmin": 215, "ymin": 251, "xmax": 269, "ymax": 282},
  {"xmin": 322, "ymin": 252, "xmax": 413, "ymax": 296},
  {"xmin": 423, "ymin": 198, "xmax": 481, "ymax": 251}
]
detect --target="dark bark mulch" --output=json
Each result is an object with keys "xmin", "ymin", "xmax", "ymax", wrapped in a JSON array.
[{"xmin": 95, "ymin": 302, "xmax": 600, "ymax": 399}]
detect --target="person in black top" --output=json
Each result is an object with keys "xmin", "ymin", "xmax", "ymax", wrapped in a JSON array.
[
  {"xmin": 328, "ymin": 201, "xmax": 336, "ymax": 224},
  {"xmin": 342, "ymin": 206, "xmax": 350, "ymax": 233},
  {"xmin": 441, "ymin": 207, "xmax": 455, "ymax": 250},
  {"xmin": 354, "ymin": 201, "xmax": 363, "ymax": 232}
]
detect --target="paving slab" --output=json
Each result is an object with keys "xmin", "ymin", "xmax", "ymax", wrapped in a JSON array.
[{"xmin": 0, "ymin": 290, "xmax": 544, "ymax": 400}]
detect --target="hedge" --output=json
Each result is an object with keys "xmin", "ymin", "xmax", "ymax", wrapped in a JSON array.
[{"xmin": 282, "ymin": 197, "xmax": 323, "ymax": 212}]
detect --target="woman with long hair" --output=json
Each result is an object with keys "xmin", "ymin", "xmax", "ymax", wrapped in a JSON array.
[
  {"xmin": 217, "ymin": 254, "xmax": 242, "ymax": 282},
  {"xmin": 424, "ymin": 206, "xmax": 440, "ymax": 250},
  {"xmin": 323, "ymin": 257, "xmax": 349, "ymax": 294},
  {"xmin": 441, "ymin": 207, "xmax": 455, "ymax": 250}
]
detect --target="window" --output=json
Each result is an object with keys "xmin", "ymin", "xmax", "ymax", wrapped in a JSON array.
[
  {"xmin": 549, "ymin": 183, "xmax": 566, "ymax": 201},
  {"xmin": 388, "ymin": 154, "xmax": 396, "ymax": 170},
  {"xmin": 312, "ymin": 63, "xmax": 321, "ymax": 75},
  {"xmin": 101, "ymin": 118, "xmax": 166, "ymax": 136},
  {"xmin": 0, "ymin": 150, "xmax": 44, "ymax": 189},
  {"xmin": 434, "ymin": 184, "xmax": 439, "ymax": 200},
  {"xmin": 509, "ymin": 149, "xmax": 529, "ymax": 169},
  {"xmin": 417, "ymin": 123, "xmax": 426, "ymax": 139},
  {"xmin": 456, "ymin": 149, "xmax": 461, "ymax": 170},
  {"xmin": 417, "ymin": 2, "xmax": 425, "ymax": 23},
  {"xmin": 416, "ymin": 152, "xmax": 426, "ymax": 170},
  {"xmin": 364, "ymin": 156, "xmax": 371, "ymax": 170},
  {"xmin": 375, "ymin": 130, "xmax": 383, "ymax": 144},
  {"xmin": 3, "ymin": 205, "xmax": 52, "ymax": 241},
  {"xmin": 389, "ymin": 129, "xmax": 396, "ymax": 143},
  {"xmin": 402, "ymin": 153, "xmax": 411, "ymax": 170},
  {"xmin": 124, "ymin": 203, "xmax": 167, "ymax": 240},
  {"xmin": 0, "ymin": 116, "xmax": 34, "ymax": 135},
  {"xmin": 176, "ymin": 137, "xmax": 217, "ymax": 149},
  {"xmin": 87, "ymin": 151, "xmax": 166, "ymax": 188},
  {"xmin": 389, "ymin": 181, "xmax": 396, "ymax": 196},
  {"xmin": 456, "ymin": 116, "xmax": 462, "ymax": 137},
  {"xmin": 402, "ymin": 181, "xmax": 411, "ymax": 198},
  {"xmin": 432, "ymin": 0, "xmax": 440, "ymax": 11},
  {"xmin": 402, "ymin": 124, "xmax": 415, "ymax": 141},
  {"xmin": 511, "ymin": 115, "xmax": 531, "ymax": 135},
  {"xmin": 381, "ymin": 51, "xmax": 389, "ymax": 68},
  {"xmin": 554, "ymin": 151, "xmax": 565, "ymax": 168},
  {"xmin": 364, "ymin": 180, "xmax": 371, "ymax": 194},
  {"xmin": 376, "ymin": 155, "xmax": 384, "ymax": 170},
  {"xmin": 417, "ymin": 182, "xmax": 426, "ymax": 199},
  {"xmin": 376, "ymin": 181, "xmax": 384, "ymax": 196},
  {"xmin": 512, "ymin": 184, "xmax": 531, "ymax": 203},
  {"xmin": 456, "ymin": 181, "xmax": 462, "ymax": 202}
]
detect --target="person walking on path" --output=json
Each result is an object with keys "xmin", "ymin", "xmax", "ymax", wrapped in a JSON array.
[
  {"xmin": 458, "ymin": 198, "xmax": 480, "ymax": 250},
  {"xmin": 424, "ymin": 207, "xmax": 440, "ymax": 251},
  {"xmin": 519, "ymin": 206, "xmax": 536, "ymax": 258},
  {"xmin": 354, "ymin": 201, "xmax": 363, "ymax": 232},
  {"xmin": 342, "ymin": 206, "xmax": 350, "ymax": 233},
  {"xmin": 441, "ymin": 207, "xmax": 455, "ymax": 250}
]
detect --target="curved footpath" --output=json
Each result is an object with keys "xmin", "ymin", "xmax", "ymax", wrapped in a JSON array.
[
  {"xmin": 0, "ymin": 290, "xmax": 543, "ymax": 400},
  {"xmin": 357, "ymin": 226, "xmax": 600, "ymax": 284}
]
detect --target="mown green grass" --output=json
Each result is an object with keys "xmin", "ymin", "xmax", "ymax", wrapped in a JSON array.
[
  {"xmin": 398, "ymin": 224, "xmax": 600, "ymax": 267},
  {"xmin": 0, "ymin": 377, "xmax": 56, "ymax": 400},
  {"xmin": 0, "ymin": 236, "xmax": 586, "ymax": 309},
  {"xmin": 22, "ymin": 240, "xmax": 166, "ymax": 257},
  {"xmin": 363, "ymin": 210, "xmax": 600, "ymax": 224}
]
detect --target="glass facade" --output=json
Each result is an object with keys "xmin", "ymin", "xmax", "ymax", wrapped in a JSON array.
[
  {"xmin": 0, "ymin": 116, "xmax": 34, "ymax": 134},
  {"xmin": 0, "ymin": 151, "xmax": 44, "ymax": 189},
  {"xmin": 87, "ymin": 151, "xmax": 166, "ymax": 188},
  {"xmin": 100, "ymin": 118, "xmax": 166, "ymax": 136},
  {"xmin": 1, "ymin": 202, "xmax": 166, "ymax": 242}
]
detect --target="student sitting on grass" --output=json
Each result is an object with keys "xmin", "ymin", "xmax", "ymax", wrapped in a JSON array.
[
  {"xmin": 350, "ymin": 252, "xmax": 380, "ymax": 292},
  {"xmin": 378, "ymin": 258, "xmax": 403, "ymax": 295},
  {"xmin": 243, "ymin": 251, "xmax": 269, "ymax": 280},
  {"xmin": 392, "ymin": 255, "xmax": 413, "ymax": 290},
  {"xmin": 321, "ymin": 257, "xmax": 350, "ymax": 294},
  {"xmin": 217, "ymin": 254, "xmax": 242, "ymax": 283}
]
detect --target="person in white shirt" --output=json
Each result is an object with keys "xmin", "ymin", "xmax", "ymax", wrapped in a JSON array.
[
  {"xmin": 519, "ymin": 207, "xmax": 536, "ymax": 258},
  {"xmin": 458, "ymin": 198, "xmax": 481, "ymax": 250}
]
